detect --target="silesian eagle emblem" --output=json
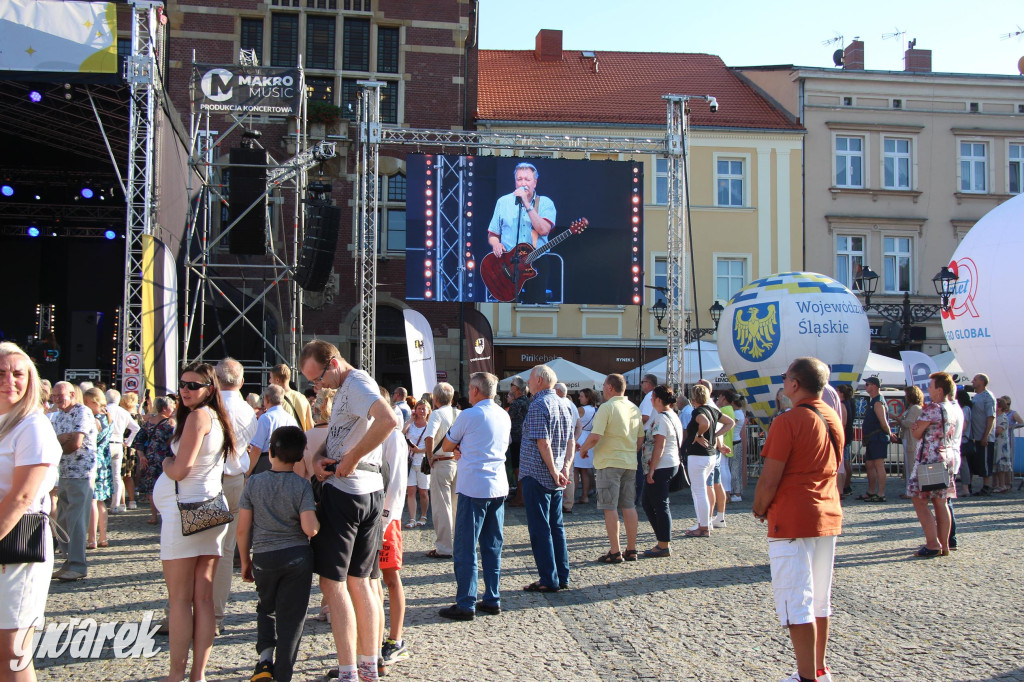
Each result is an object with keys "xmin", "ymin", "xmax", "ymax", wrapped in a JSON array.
[{"xmin": 732, "ymin": 302, "xmax": 780, "ymax": 362}]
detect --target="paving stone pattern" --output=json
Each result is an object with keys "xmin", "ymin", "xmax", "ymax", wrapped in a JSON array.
[{"xmin": 35, "ymin": 484, "xmax": 1024, "ymax": 681}]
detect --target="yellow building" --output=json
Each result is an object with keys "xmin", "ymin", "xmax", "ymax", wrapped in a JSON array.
[{"xmin": 477, "ymin": 30, "xmax": 804, "ymax": 378}]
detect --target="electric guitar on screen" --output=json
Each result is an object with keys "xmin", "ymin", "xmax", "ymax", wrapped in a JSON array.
[{"xmin": 479, "ymin": 217, "xmax": 589, "ymax": 303}]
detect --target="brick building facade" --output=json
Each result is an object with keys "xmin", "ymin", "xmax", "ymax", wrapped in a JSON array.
[{"xmin": 163, "ymin": 0, "xmax": 478, "ymax": 390}]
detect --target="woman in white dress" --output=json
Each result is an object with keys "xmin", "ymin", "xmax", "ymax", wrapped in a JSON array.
[
  {"xmin": 153, "ymin": 362, "xmax": 236, "ymax": 682},
  {"xmin": 0, "ymin": 342, "xmax": 61, "ymax": 679},
  {"xmin": 573, "ymin": 388, "xmax": 599, "ymax": 504},
  {"xmin": 404, "ymin": 400, "xmax": 431, "ymax": 527}
]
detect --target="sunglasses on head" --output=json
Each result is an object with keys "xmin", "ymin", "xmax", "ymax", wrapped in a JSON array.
[{"xmin": 179, "ymin": 380, "xmax": 212, "ymax": 391}]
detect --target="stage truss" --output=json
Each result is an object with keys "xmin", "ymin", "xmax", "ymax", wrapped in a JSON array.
[{"xmin": 354, "ymin": 86, "xmax": 696, "ymax": 390}]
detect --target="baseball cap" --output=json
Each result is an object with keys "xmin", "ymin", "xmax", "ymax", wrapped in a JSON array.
[{"xmin": 864, "ymin": 376, "xmax": 881, "ymax": 386}]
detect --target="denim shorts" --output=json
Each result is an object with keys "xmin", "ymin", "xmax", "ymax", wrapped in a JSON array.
[{"xmin": 705, "ymin": 456, "xmax": 722, "ymax": 486}]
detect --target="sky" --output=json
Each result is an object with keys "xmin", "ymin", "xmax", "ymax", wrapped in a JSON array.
[{"xmin": 478, "ymin": 0, "xmax": 1024, "ymax": 76}]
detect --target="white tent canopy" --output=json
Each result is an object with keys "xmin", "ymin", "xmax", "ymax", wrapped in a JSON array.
[
  {"xmin": 498, "ymin": 357, "xmax": 607, "ymax": 393},
  {"xmin": 623, "ymin": 341, "xmax": 728, "ymax": 388},
  {"xmin": 857, "ymin": 352, "xmax": 906, "ymax": 387}
]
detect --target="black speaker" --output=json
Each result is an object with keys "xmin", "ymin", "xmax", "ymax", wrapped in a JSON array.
[
  {"xmin": 228, "ymin": 147, "xmax": 268, "ymax": 255},
  {"xmin": 295, "ymin": 202, "xmax": 341, "ymax": 292},
  {"xmin": 69, "ymin": 311, "xmax": 103, "ymax": 368}
]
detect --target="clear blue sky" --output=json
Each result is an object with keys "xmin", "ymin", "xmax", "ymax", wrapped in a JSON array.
[{"xmin": 478, "ymin": 0, "xmax": 1024, "ymax": 76}]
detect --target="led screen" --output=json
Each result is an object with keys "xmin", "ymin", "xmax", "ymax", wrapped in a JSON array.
[{"xmin": 405, "ymin": 155, "xmax": 643, "ymax": 305}]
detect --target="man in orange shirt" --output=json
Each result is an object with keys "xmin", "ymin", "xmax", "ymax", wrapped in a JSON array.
[{"xmin": 752, "ymin": 357, "xmax": 843, "ymax": 682}]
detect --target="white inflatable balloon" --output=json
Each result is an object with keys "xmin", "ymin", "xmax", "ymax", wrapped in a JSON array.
[
  {"xmin": 942, "ymin": 193, "xmax": 1024, "ymax": 399},
  {"xmin": 717, "ymin": 271, "xmax": 870, "ymax": 428}
]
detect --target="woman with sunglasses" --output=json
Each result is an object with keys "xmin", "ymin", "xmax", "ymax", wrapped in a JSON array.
[{"xmin": 152, "ymin": 363, "xmax": 236, "ymax": 682}]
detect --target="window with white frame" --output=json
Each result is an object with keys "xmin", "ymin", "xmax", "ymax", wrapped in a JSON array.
[
  {"xmin": 715, "ymin": 158, "xmax": 744, "ymax": 206},
  {"xmin": 835, "ymin": 235, "xmax": 865, "ymax": 289},
  {"xmin": 654, "ymin": 158, "xmax": 668, "ymax": 205},
  {"xmin": 652, "ymin": 258, "xmax": 668, "ymax": 305},
  {"xmin": 715, "ymin": 257, "xmax": 746, "ymax": 302},
  {"xmin": 835, "ymin": 136, "xmax": 863, "ymax": 188},
  {"xmin": 883, "ymin": 138, "xmax": 911, "ymax": 190},
  {"xmin": 377, "ymin": 172, "xmax": 406, "ymax": 253},
  {"xmin": 960, "ymin": 142, "xmax": 987, "ymax": 193},
  {"xmin": 883, "ymin": 236, "xmax": 912, "ymax": 293},
  {"xmin": 1010, "ymin": 143, "xmax": 1024, "ymax": 195}
]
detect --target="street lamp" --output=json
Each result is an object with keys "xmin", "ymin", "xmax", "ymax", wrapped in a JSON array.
[
  {"xmin": 855, "ymin": 266, "xmax": 958, "ymax": 350},
  {"xmin": 651, "ymin": 299, "xmax": 668, "ymax": 331},
  {"xmin": 684, "ymin": 300, "xmax": 724, "ymax": 343}
]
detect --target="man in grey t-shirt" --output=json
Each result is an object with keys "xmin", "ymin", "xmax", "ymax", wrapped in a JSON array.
[{"xmin": 970, "ymin": 373, "xmax": 997, "ymax": 495}]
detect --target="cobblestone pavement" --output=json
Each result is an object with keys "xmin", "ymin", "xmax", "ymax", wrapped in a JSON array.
[{"xmin": 34, "ymin": 481, "xmax": 1024, "ymax": 682}]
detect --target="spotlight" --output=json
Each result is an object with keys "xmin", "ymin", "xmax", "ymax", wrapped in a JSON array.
[
  {"xmin": 81, "ymin": 188, "xmax": 94, "ymax": 199},
  {"xmin": 27, "ymin": 227, "xmax": 40, "ymax": 237},
  {"xmin": 104, "ymin": 230, "xmax": 116, "ymax": 240},
  {"xmin": 1, "ymin": 185, "xmax": 12, "ymax": 197},
  {"xmin": 28, "ymin": 91, "xmax": 41, "ymax": 103}
]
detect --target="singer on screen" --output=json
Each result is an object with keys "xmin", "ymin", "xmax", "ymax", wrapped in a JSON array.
[{"xmin": 486, "ymin": 162, "xmax": 557, "ymax": 303}]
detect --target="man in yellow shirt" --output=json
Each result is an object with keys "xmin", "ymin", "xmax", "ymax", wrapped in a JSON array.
[
  {"xmin": 270, "ymin": 364, "xmax": 313, "ymax": 432},
  {"xmin": 578, "ymin": 374, "xmax": 642, "ymax": 564}
]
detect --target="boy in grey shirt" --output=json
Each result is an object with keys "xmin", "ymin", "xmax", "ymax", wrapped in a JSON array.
[{"xmin": 238, "ymin": 426, "xmax": 319, "ymax": 682}]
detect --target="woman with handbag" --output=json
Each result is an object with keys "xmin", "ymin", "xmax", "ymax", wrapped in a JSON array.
[
  {"xmin": 0, "ymin": 343, "xmax": 61, "ymax": 679},
  {"xmin": 152, "ymin": 362, "xmax": 236, "ymax": 682},
  {"xmin": 908, "ymin": 372, "xmax": 963, "ymax": 558},
  {"xmin": 683, "ymin": 384, "xmax": 734, "ymax": 538},
  {"xmin": 404, "ymin": 400, "xmax": 431, "ymax": 528},
  {"xmin": 640, "ymin": 385, "xmax": 682, "ymax": 557}
]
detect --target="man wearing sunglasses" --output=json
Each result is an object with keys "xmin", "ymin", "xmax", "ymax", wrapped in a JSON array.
[{"xmin": 298, "ymin": 340, "xmax": 400, "ymax": 682}]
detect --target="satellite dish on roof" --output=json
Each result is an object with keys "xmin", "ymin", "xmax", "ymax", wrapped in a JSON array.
[
  {"xmin": 1018, "ymin": 56, "xmax": 1024, "ymax": 75},
  {"xmin": 833, "ymin": 49, "xmax": 844, "ymax": 67}
]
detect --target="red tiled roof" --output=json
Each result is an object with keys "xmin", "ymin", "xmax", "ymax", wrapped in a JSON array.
[{"xmin": 477, "ymin": 50, "xmax": 802, "ymax": 130}]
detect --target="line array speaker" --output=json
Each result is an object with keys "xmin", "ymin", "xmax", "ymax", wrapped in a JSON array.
[
  {"xmin": 295, "ymin": 201, "xmax": 341, "ymax": 292},
  {"xmin": 227, "ymin": 147, "xmax": 268, "ymax": 255}
]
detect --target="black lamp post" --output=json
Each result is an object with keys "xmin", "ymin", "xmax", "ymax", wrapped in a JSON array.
[
  {"xmin": 651, "ymin": 299, "xmax": 668, "ymax": 330},
  {"xmin": 685, "ymin": 300, "xmax": 723, "ymax": 343},
  {"xmin": 855, "ymin": 266, "xmax": 958, "ymax": 350}
]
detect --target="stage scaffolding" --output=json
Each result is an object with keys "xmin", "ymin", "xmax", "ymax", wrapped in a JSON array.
[
  {"xmin": 178, "ymin": 60, "xmax": 336, "ymax": 379},
  {"xmin": 353, "ymin": 86, "xmax": 697, "ymax": 390}
]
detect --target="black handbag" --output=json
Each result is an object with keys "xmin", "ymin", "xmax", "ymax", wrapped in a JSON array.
[{"xmin": 0, "ymin": 512, "xmax": 68, "ymax": 564}]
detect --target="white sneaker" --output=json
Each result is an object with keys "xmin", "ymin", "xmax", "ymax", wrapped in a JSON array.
[
  {"xmin": 817, "ymin": 666, "xmax": 833, "ymax": 682},
  {"xmin": 687, "ymin": 523, "xmax": 699, "ymax": 532},
  {"xmin": 730, "ymin": 495, "xmax": 742, "ymax": 502},
  {"xmin": 712, "ymin": 517, "xmax": 727, "ymax": 528},
  {"xmin": 127, "ymin": 501, "xmax": 137, "ymax": 510},
  {"xmin": 779, "ymin": 673, "xmax": 801, "ymax": 682}
]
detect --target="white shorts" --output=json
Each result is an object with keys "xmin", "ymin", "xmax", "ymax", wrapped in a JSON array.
[
  {"xmin": 0, "ymin": 529, "xmax": 54, "ymax": 629},
  {"xmin": 408, "ymin": 462, "xmax": 430, "ymax": 490},
  {"xmin": 768, "ymin": 536, "xmax": 836, "ymax": 627}
]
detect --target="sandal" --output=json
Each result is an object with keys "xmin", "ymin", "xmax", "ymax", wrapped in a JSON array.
[
  {"xmin": 424, "ymin": 549, "xmax": 452, "ymax": 559},
  {"xmin": 98, "ymin": 541, "xmax": 109, "ymax": 548},
  {"xmin": 856, "ymin": 493, "xmax": 872, "ymax": 501},
  {"xmin": 404, "ymin": 521, "xmax": 416, "ymax": 529},
  {"xmin": 643, "ymin": 546, "xmax": 672, "ymax": 558},
  {"xmin": 915, "ymin": 546, "xmax": 941, "ymax": 558},
  {"xmin": 868, "ymin": 494, "xmax": 886, "ymax": 502},
  {"xmin": 523, "ymin": 581, "xmax": 559, "ymax": 592},
  {"xmin": 86, "ymin": 543, "xmax": 96, "ymax": 550},
  {"xmin": 684, "ymin": 527, "xmax": 710, "ymax": 537},
  {"xmin": 417, "ymin": 517, "xmax": 428, "ymax": 527},
  {"xmin": 623, "ymin": 549, "xmax": 638, "ymax": 562},
  {"xmin": 597, "ymin": 551, "xmax": 623, "ymax": 564}
]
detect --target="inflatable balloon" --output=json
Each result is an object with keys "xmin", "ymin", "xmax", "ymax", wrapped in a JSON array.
[
  {"xmin": 717, "ymin": 271, "xmax": 870, "ymax": 428},
  {"xmin": 942, "ymin": 193, "xmax": 1024, "ymax": 401}
]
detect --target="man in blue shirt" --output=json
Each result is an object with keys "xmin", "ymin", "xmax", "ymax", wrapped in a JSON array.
[
  {"xmin": 248, "ymin": 384, "xmax": 299, "ymax": 475},
  {"xmin": 486, "ymin": 162, "xmax": 557, "ymax": 304},
  {"xmin": 437, "ymin": 372, "xmax": 512, "ymax": 621},
  {"xmin": 519, "ymin": 364, "xmax": 574, "ymax": 592}
]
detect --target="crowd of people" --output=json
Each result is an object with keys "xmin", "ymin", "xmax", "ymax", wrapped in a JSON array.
[{"xmin": 0, "ymin": 335, "xmax": 1017, "ymax": 681}]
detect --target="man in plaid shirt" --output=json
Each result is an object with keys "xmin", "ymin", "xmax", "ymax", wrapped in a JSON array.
[{"xmin": 518, "ymin": 365, "xmax": 574, "ymax": 592}]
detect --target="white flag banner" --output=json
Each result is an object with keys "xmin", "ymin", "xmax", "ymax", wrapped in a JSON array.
[
  {"xmin": 900, "ymin": 350, "xmax": 938, "ymax": 402},
  {"xmin": 403, "ymin": 309, "xmax": 436, "ymax": 399},
  {"xmin": 0, "ymin": 0, "xmax": 117, "ymax": 73}
]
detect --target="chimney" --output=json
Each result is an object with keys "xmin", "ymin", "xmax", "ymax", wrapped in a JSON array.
[
  {"xmin": 535, "ymin": 29, "xmax": 562, "ymax": 62},
  {"xmin": 843, "ymin": 40, "xmax": 864, "ymax": 70},
  {"xmin": 904, "ymin": 48, "xmax": 932, "ymax": 73}
]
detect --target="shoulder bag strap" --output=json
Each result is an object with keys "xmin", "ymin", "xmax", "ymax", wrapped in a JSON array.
[{"xmin": 799, "ymin": 404, "xmax": 841, "ymax": 470}]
